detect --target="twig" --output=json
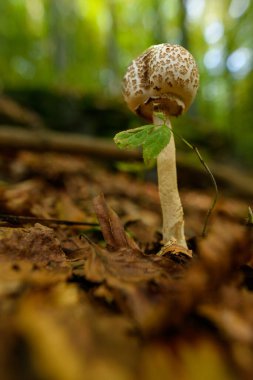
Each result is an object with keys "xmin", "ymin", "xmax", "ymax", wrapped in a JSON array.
[{"xmin": 0, "ymin": 214, "xmax": 99, "ymax": 227}]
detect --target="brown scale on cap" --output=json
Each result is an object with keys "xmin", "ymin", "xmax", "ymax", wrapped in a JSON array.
[{"xmin": 122, "ymin": 44, "xmax": 199, "ymax": 121}]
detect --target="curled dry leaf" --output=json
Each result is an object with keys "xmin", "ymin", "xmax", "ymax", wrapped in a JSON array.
[
  {"xmin": 93, "ymin": 193, "xmax": 140, "ymax": 251},
  {"xmin": 88, "ymin": 195, "xmax": 253, "ymax": 335},
  {"xmin": 84, "ymin": 194, "xmax": 189, "ymax": 331}
]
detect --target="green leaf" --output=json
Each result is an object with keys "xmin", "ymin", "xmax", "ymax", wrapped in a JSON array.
[
  {"xmin": 114, "ymin": 123, "xmax": 171, "ymax": 168},
  {"xmin": 153, "ymin": 111, "xmax": 166, "ymax": 123},
  {"xmin": 143, "ymin": 125, "xmax": 171, "ymax": 166},
  {"xmin": 114, "ymin": 125, "xmax": 154, "ymax": 149}
]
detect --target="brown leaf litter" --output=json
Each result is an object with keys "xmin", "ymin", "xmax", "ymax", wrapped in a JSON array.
[{"xmin": 0, "ymin": 150, "xmax": 252, "ymax": 380}]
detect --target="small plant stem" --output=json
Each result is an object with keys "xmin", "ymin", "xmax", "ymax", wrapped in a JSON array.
[
  {"xmin": 193, "ymin": 146, "xmax": 218, "ymax": 237},
  {"xmin": 173, "ymin": 133, "xmax": 218, "ymax": 237}
]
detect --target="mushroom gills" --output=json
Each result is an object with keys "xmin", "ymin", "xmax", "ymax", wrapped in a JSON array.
[{"xmin": 136, "ymin": 94, "xmax": 185, "ymax": 121}]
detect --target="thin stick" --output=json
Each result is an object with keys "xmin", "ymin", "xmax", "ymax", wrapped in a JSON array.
[
  {"xmin": 189, "ymin": 145, "xmax": 218, "ymax": 237},
  {"xmin": 172, "ymin": 132, "xmax": 218, "ymax": 237},
  {"xmin": 0, "ymin": 214, "xmax": 99, "ymax": 227}
]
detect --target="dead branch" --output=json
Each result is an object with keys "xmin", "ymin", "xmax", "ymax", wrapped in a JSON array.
[
  {"xmin": 0, "ymin": 125, "xmax": 252, "ymax": 199},
  {"xmin": 0, "ymin": 95, "xmax": 46, "ymax": 130},
  {"xmin": 0, "ymin": 126, "xmax": 141, "ymax": 160}
]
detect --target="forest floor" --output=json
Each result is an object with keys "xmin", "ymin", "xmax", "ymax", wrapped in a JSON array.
[{"xmin": 0, "ymin": 149, "xmax": 252, "ymax": 380}]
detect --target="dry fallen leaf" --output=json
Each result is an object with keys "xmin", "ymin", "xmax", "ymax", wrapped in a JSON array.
[
  {"xmin": 0, "ymin": 150, "xmax": 252, "ymax": 380},
  {"xmin": 0, "ymin": 224, "xmax": 67, "ymax": 264}
]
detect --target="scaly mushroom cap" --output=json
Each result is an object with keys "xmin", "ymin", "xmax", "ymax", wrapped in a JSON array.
[{"xmin": 122, "ymin": 43, "xmax": 199, "ymax": 121}]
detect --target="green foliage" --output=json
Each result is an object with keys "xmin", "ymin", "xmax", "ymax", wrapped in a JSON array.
[
  {"xmin": 114, "ymin": 125, "xmax": 155, "ymax": 149},
  {"xmin": 142, "ymin": 125, "xmax": 170, "ymax": 166},
  {"xmin": 1, "ymin": 0, "xmax": 253, "ymax": 165},
  {"xmin": 114, "ymin": 116, "xmax": 171, "ymax": 167}
]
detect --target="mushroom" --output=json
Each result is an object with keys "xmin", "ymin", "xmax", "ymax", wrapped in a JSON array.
[{"xmin": 122, "ymin": 43, "xmax": 199, "ymax": 249}]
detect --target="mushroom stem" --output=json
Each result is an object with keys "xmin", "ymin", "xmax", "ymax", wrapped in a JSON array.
[{"xmin": 154, "ymin": 112, "xmax": 187, "ymax": 248}]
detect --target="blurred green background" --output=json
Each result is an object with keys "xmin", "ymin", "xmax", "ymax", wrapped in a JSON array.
[{"xmin": 0, "ymin": 0, "xmax": 253, "ymax": 168}]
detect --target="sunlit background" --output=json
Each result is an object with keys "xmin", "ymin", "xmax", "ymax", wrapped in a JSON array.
[{"xmin": 0, "ymin": 0, "xmax": 253, "ymax": 167}]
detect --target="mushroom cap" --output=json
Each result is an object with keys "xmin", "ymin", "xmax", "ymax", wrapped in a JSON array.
[{"xmin": 122, "ymin": 43, "xmax": 199, "ymax": 121}]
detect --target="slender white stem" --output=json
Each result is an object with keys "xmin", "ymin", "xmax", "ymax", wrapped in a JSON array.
[{"xmin": 153, "ymin": 112, "xmax": 187, "ymax": 248}]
